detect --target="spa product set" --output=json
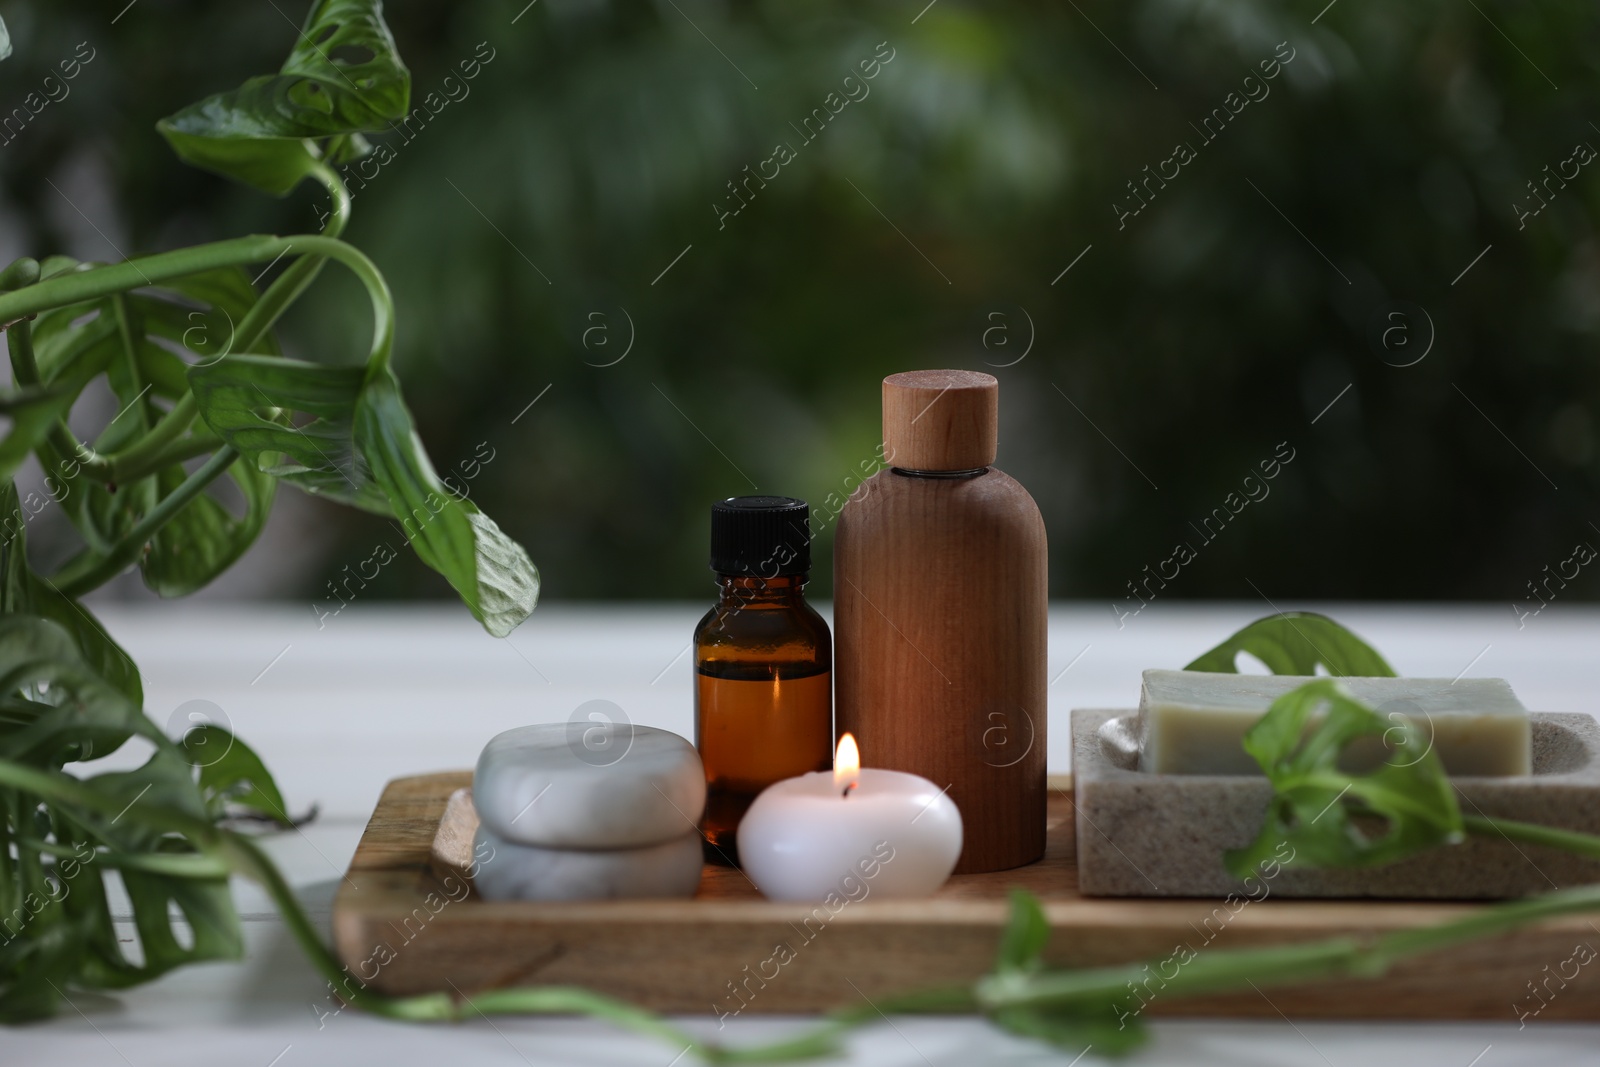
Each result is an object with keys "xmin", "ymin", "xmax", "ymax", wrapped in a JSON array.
[
  {"xmin": 466, "ymin": 368, "xmax": 1042, "ymax": 903},
  {"xmin": 463, "ymin": 369, "xmax": 1557, "ymax": 906}
]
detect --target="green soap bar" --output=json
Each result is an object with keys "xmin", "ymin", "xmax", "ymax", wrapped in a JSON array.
[{"xmin": 1138, "ymin": 669, "xmax": 1532, "ymax": 777}]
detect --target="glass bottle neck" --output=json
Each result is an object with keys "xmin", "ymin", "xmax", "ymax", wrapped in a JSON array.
[{"xmin": 714, "ymin": 573, "xmax": 808, "ymax": 605}]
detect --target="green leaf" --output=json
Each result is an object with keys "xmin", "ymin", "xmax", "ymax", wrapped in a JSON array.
[
  {"xmin": 119, "ymin": 862, "xmax": 243, "ymax": 978},
  {"xmin": 1223, "ymin": 679, "xmax": 1464, "ymax": 879},
  {"xmin": 0, "ymin": 16, "xmax": 11, "ymax": 63},
  {"xmin": 181, "ymin": 724, "xmax": 293, "ymax": 825},
  {"xmin": 0, "ymin": 919, "xmax": 90, "ymax": 1022},
  {"xmin": 72, "ymin": 756, "xmax": 243, "ymax": 989},
  {"xmin": 27, "ymin": 580, "xmax": 142, "ymax": 709},
  {"xmin": 1184, "ymin": 612, "xmax": 1396, "ymax": 677},
  {"xmin": 0, "ymin": 616, "xmax": 147, "ymax": 767},
  {"xmin": 0, "ymin": 615, "xmax": 242, "ymax": 1000},
  {"xmin": 26, "ymin": 751, "xmax": 241, "ymax": 990},
  {"xmin": 157, "ymin": 0, "xmax": 410, "ymax": 195},
  {"xmin": 188, "ymin": 353, "xmax": 390, "ymax": 512},
  {"xmin": 0, "ymin": 480, "xmax": 142, "ymax": 706},
  {"xmin": 83, "ymin": 748, "xmax": 212, "ymax": 851},
  {"xmin": 355, "ymin": 366, "xmax": 540, "ymax": 637},
  {"xmin": 995, "ymin": 889, "xmax": 1050, "ymax": 975},
  {"xmin": 143, "ymin": 455, "xmax": 277, "ymax": 598}
]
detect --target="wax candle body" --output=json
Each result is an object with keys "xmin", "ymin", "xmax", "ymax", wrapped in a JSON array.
[{"xmin": 737, "ymin": 767, "xmax": 962, "ymax": 902}]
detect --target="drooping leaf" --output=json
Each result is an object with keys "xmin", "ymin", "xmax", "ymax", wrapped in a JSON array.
[
  {"xmin": 1184, "ymin": 612, "xmax": 1396, "ymax": 677},
  {"xmin": 355, "ymin": 366, "xmax": 539, "ymax": 637},
  {"xmin": 191, "ymin": 356, "xmax": 539, "ymax": 635},
  {"xmin": 157, "ymin": 0, "xmax": 410, "ymax": 195},
  {"xmin": 188, "ymin": 354, "xmax": 390, "ymax": 512},
  {"xmin": 1224, "ymin": 679, "xmax": 1464, "ymax": 879},
  {"xmin": 181, "ymin": 724, "xmax": 293, "ymax": 825}
]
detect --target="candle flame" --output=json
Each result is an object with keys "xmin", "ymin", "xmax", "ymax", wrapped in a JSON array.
[{"xmin": 834, "ymin": 733, "xmax": 861, "ymax": 792}]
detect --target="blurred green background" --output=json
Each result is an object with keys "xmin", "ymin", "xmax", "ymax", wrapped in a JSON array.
[{"xmin": 3, "ymin": 0, "xmax": 1598, "ymax": 606}]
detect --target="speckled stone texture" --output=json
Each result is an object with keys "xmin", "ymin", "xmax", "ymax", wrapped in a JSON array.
[{"xmin": 1073, "ymin": 708, "xmax": 1600, "ymax": 898}]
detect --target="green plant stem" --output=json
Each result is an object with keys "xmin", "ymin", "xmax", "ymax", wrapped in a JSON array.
[
  {"xmin": 1463, "ymin": 814, "xmax": 1600, "ymax": 860},
  {"xmin": 51, "ymin": 445, "xmax": 240, "ymax": 596},
  {"xmin": 110, "ymin": 294, "xmax": 153, "ymax": 434},
  {"xmin": 0, "ymin": 234, "xmax": 394, "ymax": 369},
  {"xmin": 19, "ymin": 836, "xmax": 228, "ymax": 877},
  {"xmin": 699, "ymin": 986, "xmax": 977, "ymax": 1065},
  {"xmin": 455, "ymin": 986, "xmax": 717, "ymax": 1056},
  {"xmin": 2, "ymin": 187, "xmax": 368, "ymax": 489},
  {"xmin": 0, "ymin": 257, "xmax": 40, "ymax": 294},
  {"xmin": 4, "ymin": 321, "xmax": 105, "ymax": 493},
  {"xmin": 231, "ymin": 161, "xmax": 351, "ymax": 355},
  {"xmin": 113, "ymin": 425, "xmax": 225, "ymax": 480},
  {"xmin": 97, "ymin": 396, "xmax": 207, "ymax": 478},
  {"xmin": 42, "ymin": 395, "xmax": 219, "ymax": 487},
  {"xmin": 4, "ymin": 314, "xmax": 40, "ymax": 380},
  {"xmin": 974, "ymin": 884, "xmax": 1600, "ymax": 1017}
]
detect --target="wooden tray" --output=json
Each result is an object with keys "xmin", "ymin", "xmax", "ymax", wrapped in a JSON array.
[{"xmin": 332, "ymin": 772, "xmax": 1600, "ymax": 1019}]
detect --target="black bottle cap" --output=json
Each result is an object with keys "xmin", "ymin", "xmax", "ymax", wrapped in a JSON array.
[{"xmin": 709, "ymin": 496, "xmax": 811, "ymax": 577}]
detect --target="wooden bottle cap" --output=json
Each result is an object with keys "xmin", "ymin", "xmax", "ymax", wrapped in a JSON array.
[{"xmin": 882, "ymin": 370, "xmax": 998, "ymax": 472}]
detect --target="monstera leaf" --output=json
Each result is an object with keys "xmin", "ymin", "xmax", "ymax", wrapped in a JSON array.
[
  {"xmin": 26, "ymin": 259, "xmax": 279, "ymax": 597},
  {"xmin": 1224, "ymin": 679, "xmax": 1464, "ymax": 878},
  {"xmin": 190, "ymin": 355, "xmax": 540, "ymax": 636},
  {"xmin": 0, "ymin": 481, "xmax": 142, "ymax": 706},
  {"xmin": 157, "ymin": 0, "xmax": 410, "ymax": 195},
  {"xmin": 1185, "ymin": 612, "xmax": 1396, "ymax": 677}
]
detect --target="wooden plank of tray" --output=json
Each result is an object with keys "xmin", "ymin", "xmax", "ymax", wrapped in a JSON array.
[{"xmin": 331, "ymin": 771, "xmax": 1599, "ymax": 1019}]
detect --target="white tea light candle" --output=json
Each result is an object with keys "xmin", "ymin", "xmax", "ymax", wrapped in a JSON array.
[{"xmin": 737, "ymin": 733, "xmax": 963, "ymax": 902}]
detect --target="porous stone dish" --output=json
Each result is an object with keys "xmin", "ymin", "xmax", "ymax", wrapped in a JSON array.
[{"xmin": 1073, "ymin": 708, "xmax": 1600, "ymax": 898}]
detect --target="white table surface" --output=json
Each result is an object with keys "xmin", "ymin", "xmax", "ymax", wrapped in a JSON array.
[{"xmin": 11, "ymin": 600, "xmax": 1600, "ymax": 1067}]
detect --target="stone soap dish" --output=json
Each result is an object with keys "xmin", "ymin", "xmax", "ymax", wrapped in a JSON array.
[{"xmin": 1073, "ymin": 708, "xmax": 1600, "ymax": 899}]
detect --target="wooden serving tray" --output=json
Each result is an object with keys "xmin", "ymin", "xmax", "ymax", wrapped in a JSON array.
[{"xmin": 332, "ymin": 772, "xmax": 1600, "ymax": 1019}]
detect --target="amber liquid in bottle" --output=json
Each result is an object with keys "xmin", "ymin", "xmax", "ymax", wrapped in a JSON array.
[{"xmin": 694, "ymin": 573, "xmax": 832, "ymax": 866}]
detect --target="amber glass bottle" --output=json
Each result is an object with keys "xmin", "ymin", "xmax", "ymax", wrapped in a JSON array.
[{"xmin": 694, "ymin": 496, "xmax": 832, "ymax": 866}]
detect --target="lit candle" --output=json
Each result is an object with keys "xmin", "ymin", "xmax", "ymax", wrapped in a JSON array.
[{"xmin": 737, "ymin": 733, "xmax": 963, "ymax": 902}]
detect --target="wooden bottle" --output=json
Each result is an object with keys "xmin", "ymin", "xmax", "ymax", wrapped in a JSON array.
[{"xmin": 834, "ymin": 370, "xmax": 1047, "ymax": 874}]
